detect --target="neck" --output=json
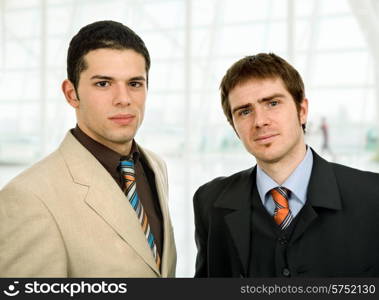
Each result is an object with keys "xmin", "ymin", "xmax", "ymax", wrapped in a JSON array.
[
  {"xmin": 258, "ymin": 143, "xmax": 307, "ymax": 185},
  {"xmin": 108, "ymin": 142, "xmax": 133, "ymax": 156},
  {"xmin": 76, "ymin": 124, "xmax": 133, "ymax": 156}
]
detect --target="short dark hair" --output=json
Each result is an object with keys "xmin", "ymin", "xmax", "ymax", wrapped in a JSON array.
[
  {"xmin": 220, "ymin": 53, "xmax": 306, "ymax": 131},
  {"xmin": 67, "ymin": 20, "xmax": 150, "ymax": 90}
]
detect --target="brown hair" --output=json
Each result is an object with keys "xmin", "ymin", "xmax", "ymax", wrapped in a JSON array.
[
  {"xmin": 67, "ymin": 20, "xmax": 150, "ymax": 91},
  {"xmin": 220, "ymin": 53, "xmax": 306, "ymax": 131}
]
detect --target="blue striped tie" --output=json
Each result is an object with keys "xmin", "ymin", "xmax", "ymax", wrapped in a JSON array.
[{"xmin": 120, "ymin": 159, "xmax": 161, "ymax": 269}]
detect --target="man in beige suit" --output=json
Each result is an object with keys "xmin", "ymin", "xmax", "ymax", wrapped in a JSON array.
[{"xmin": 0, "ymin": 20, "xmax": 176, "ymax": 277}]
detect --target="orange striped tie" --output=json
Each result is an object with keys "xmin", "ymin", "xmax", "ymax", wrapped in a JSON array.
[{"xmin": 270, "ymin": 187, "xmax": 293, "ymax": 230}]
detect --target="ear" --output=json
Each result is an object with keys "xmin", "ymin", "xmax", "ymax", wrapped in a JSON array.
[
  {"xmin": 299, "ymin": 98, "xmax": 308, "ymax": 126},
  {"xmin": 62, "ymin": 79, "xmax": 79, "ymax": 108}
]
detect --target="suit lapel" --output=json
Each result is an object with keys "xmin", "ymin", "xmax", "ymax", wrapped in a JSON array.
[
  {"xmin": 291, "ymin": 149, "xmax": 342, "ymax": 243},
  {"xmin": 84, "ymin": 169, "xmax": 160, "ymax": 275},
  {"xmin": 59, "ymin": 132, "xmax": 160, "ymax": 275},
  {"xmin": 214, "ymin": 167, "xmax": 255, "ymax": 276},
  {"xmin": 140, "ymin": 147, "xmax": 175, "ymax": 277}
]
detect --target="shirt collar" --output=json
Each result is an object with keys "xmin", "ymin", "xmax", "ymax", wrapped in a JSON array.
[
  {"xmin": 71, "ymin": 125, "xmax": 140, "ymax": 178},
  {"xmin": 256, "ymin": 146, "xmax": 313, "ymax": 204}
]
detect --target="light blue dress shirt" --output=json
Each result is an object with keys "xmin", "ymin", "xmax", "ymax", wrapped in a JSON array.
[{"xmin": 256, "ymin": 146, "xmax": 313, "ymax": 217}]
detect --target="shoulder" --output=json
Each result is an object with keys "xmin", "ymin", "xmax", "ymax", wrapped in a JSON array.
[
  {"xmin": 2, "ymin": 131, "xmax": 95, "ymax": 192},
  {"xmin": 1, "ymin": 150, "xmax": 63, "ymax": 196},
  {"xmin": 331, "ymin": 161, "xmax": 379, "ymax": 178},
  {"xmin": 138, "ymin": 146, "xmax": 165, "ymax": 167},
  {"xmin": 330, "ymin": 162, "xmax": 379, "ymax": 194},
  {"xmin": 196, "ymin": 167, "xmax": 254, "ymax": 193},
  {"xmin": 194, "ymin": 167, "xmax": 254, "ymax": 207},
  {"xmin": 137, "ymin": 145, "xmax": 168, "ymax": 181},
  {"xmin": 311, "ymin": 148, "xmax": 379, "ymax": 194},
  {"xmin": 137, "ymin": 145, "xmax": 169, "ymax": 190},
  {"xmin": 0, "ymin": 150, "xmax": 66, "ymax": 225}
]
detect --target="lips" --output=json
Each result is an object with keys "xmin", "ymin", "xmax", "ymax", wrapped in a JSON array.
[
  {"xmin": 109, "ymin": 114, "xmax": 135, "ymax": 125},
  {"xmin": 254, "ymin": 134, "xmax": 279, "ymax": 143}
]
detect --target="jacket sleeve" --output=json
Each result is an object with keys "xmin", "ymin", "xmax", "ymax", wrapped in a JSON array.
[
  {"xmin": 0, "ymin": 184, "xmax": 68, "ymax": 277},
  {"xmin": 193, "ymin": 188, "xmax": 208, "ymax": 277}
]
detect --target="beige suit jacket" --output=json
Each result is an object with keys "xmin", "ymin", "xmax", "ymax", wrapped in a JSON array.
[{"xmin": 0, "ymin": 132, "xmax": 176, "ymax": 277}]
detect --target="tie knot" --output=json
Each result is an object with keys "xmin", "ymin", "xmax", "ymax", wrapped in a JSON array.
[
  {"xmin": 270, "ymin": 187, "xmax": 291, "ymax": 209},
  {"xmin": 120, "ymin": 159, "xmax": 135, "ymax": 175},
  {"xmin": 270, "ymin": 187, "xmax": 293, "ymax": 230},
  {"xmin": 272, "ymin": 186, "xmax": 290, "ymax": 198}
]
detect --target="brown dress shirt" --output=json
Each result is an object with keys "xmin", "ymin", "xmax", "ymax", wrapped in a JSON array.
[{"xmin": 71, "ymin": 125, "xmax": 163, "ymax": 258}]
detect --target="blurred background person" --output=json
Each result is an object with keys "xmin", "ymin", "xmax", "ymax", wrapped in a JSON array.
[{"xmin": 320, "ymin": 116, "xmax": 335, "ymax": 161}]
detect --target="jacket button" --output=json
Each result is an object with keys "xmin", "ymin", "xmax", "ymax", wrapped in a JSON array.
[{"xmin": 282, "ymin": 268, "xmax": 291, "ymax": 277}]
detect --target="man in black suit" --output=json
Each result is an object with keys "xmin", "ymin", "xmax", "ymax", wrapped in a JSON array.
[{"xmin": 193, "ymin": 53, "xmax": 379, "ymax": 277}]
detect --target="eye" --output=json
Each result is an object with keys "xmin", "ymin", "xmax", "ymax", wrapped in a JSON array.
[
  {"xmin": 129, "ymin": 81, "xmax": 143, "ymax": 88},
  {"xmin": 269, "ymin": 100, "xmax": 279, "ymax": 107},
  {"xmin": 95, "ymin": 81, "xmax": 110, "ymax": 87},
  {"xmin": 239, "ymin": 108, "xmax": 252, "ymax": 116}
]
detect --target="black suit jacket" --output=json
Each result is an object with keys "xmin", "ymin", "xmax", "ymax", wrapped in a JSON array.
[{"xmin": 193, "ymin": 150, "xmax": 379, "ymax": 277}]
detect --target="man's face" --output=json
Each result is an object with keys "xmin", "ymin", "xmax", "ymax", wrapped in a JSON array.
[
  {"xmin": 64, "ymin": 48, "xmax": 147, "ymax": 154},
  {"xmin": 229, "ymin": 77, "xmax": 308, "ymax": 166}
]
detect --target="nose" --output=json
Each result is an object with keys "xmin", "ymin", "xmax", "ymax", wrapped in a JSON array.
[
  {"xmin": 112, "ymin": 84, "xmax": 131, "ymax": 106},
  {"xmin": 253, "ymin": 107, "xmax": 270, "ymax": 128}
]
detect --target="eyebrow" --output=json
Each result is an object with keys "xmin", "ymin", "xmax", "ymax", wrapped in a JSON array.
[
  {"xmin": 90, "ymin": 75, "xmax": 146, "ymax": 81},
  {"xmin": 232, "ymin": 103, "xmax": 252, "ymax": 115},
  {"xmin": 259, "ymin": 93, "xmax": 285, "ymax": 103},
  {"xmin": 231, "ymin": 93, "xmax": 285, "ymax": 114}
]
